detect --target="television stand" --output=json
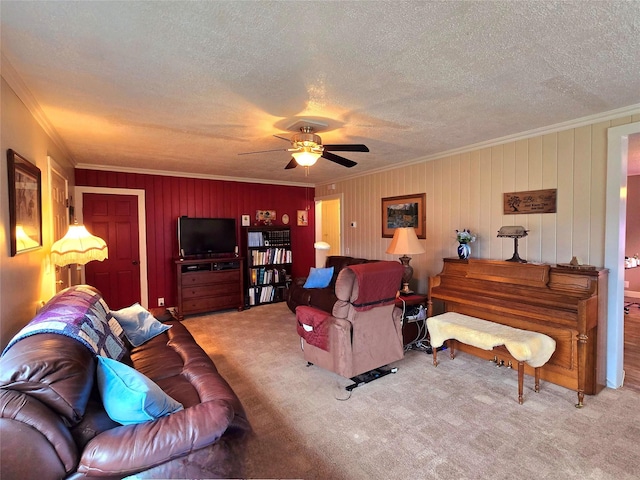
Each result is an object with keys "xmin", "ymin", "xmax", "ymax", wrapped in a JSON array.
[{"xmin": 175, "ymin": 257, "xmax": 244, "ymax": 320}]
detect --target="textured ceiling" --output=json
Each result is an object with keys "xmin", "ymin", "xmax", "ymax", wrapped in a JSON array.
[{"xmin": 2, "ymin": 1, "xmax": 639, "ymax": 185}]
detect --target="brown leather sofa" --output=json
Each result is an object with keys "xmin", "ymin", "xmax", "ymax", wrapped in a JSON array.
[
  {"xmin": 286, "ymin": 255, "xmax": 372, "ymax": 314},
  {"xmin": 0, "ymin": 287, "xmax": 250, "ymax": 479}
]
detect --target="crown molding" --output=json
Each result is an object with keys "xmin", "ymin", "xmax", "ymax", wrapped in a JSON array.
[
  {"xmin": 1, "ymin": 53, "xmax": 75, "ymax": 165},
  {"xmin": 317, "ymin": 104, "xmax": 640, "ymax": 187},
  {"xmin": 74, "ymin": 162, "xmax": 315, "ymax": 188}
]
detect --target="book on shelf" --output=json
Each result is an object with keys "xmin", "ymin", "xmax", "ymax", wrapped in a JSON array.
[
  {"xmin": 249, "ymin": 267, "xmax": 290, "ymax": 286},
  {"xmin": 247, "ymin": 231, "xmax": 265, "ymax": 247},
  {"xmin": 251, "ymin": 248, "xmax": 292, "ymax": 266},
  {"xmin": 247, "ymin": 228, "xmax": 291, "ymax": 248},
  {"xmin": 248, "ymin": 285, "xmax": 276, "ymax": 305}
]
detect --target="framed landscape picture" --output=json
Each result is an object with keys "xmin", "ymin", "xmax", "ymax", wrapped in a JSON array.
[
  {"xmin": 382, "ymin": 193, "xmax": 426, "ymax": 238},
  {"xmin": 7, "ymin": 149, "xmax": 42, "ymax": 256}
]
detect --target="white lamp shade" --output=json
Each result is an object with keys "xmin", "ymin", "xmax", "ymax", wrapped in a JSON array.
[
  {"xmin": 314, "ymin": 241, "xmax": 331, "ymax": 250},
  {"xmin": 50, "ymin": 224, "xmax": 109, "ymax": 266},
  {"xmin": 386, "ymin": 227, "xmax": 426, "ymax": 255},
  {"xmin": 292, "ymin": 148, "xmax": 321, "ymax": 167}
]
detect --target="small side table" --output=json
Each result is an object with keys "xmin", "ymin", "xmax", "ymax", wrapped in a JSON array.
[{"xmin": 395, "ymin": 293, "xmax": 429, "ymax": 349}]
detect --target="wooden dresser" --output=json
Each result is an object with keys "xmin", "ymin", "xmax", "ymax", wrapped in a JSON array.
[
  {"xmin": 428, "ymin": 258, "xmax": 608, "ymax": 407},
  {"xmin": 175, "ymin": 257, "xmax": 244, "ymax": 320}
]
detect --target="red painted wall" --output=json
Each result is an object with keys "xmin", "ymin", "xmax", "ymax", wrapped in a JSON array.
[{"xmin": 75, "ymin": 169, "xmax": 315, "ymax": 307}]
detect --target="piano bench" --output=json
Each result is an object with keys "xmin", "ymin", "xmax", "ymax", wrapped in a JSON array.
[{"xmin": 426, "ymin": 312, "xmax": 556, "ymax": 405}]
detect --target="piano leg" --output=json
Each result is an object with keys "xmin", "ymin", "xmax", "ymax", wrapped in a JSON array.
[
  {"xmin": 518, "ymin": 361, "xmax": 524, "ymax": 405},
  {"xmin": 576, "ymin": 391, "xmax": 585, "ymax": 409}
]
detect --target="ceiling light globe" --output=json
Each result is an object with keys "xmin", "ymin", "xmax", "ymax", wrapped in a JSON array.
[{"xmin": 292, "ymin": 149, "xmax": 321, "ymax": 167}]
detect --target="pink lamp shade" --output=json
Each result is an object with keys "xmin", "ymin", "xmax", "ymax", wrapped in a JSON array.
[{"xmin": 50, "ymin": 224, "xmax": 108, "ymax": 266}]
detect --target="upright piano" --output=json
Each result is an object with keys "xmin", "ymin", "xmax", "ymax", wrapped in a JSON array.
[{"xmin": 428, "ymin": 258, "xmax": 608, "ymax": 407}]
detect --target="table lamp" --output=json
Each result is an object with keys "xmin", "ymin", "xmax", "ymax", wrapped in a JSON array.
[
  {"xmin": 497, "ymin": 226, "xmax": 528, "ymax": 263},
  {"xmin": 51, "ymin": 222, "xmax": 108, "ymax": 267},
  {"xmin": 386, "ymin": 227, "xmax": 425, "ymax": 295},
  {"xmin": 314, "ymin": 241, "xmax": 331, "ymax": 268}
]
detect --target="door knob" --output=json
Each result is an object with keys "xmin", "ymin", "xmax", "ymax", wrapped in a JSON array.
[{"xmin": 132, "ymin": 260, "xmax": 139, "ymax": 265}]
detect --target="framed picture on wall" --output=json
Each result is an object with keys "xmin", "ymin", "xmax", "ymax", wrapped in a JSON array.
[
  {"xmin": 256, "ymin": 210, "xmax": 276, "ymax": 225},
  {"xmin": 7, "ymin": 149, "xmax": 43, "ymax": 256},
  {"xmin": 381, "ymin": 193, "xmax": 426, "ymax": 238},
  {"xmin": 297, "ymin": 209, "xmax": 308, "ymax": 226}
]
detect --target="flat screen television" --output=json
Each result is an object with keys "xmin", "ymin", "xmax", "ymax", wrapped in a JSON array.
[{"xmin": 178, "ymin": 217, "xmax": 237, "ymax": 258}]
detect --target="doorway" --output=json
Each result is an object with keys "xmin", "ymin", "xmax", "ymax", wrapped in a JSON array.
[
  {"xmin": 315, "ymin": 194, "xmax": 343, "ymax": 267},
  {"xmin": 75, "ymin": 187, "xmax": 148, "ymax": 308},
  {"xmin": 83, "ymin": 193, "xmax": 140, "ymax": 310},
  {"xmin": 605, "ymin": 121, "xmax": 640, "ymax": 388},
  {"xmin": 48, "ymin": 156, "xmax": 70, "ymax": 292}
]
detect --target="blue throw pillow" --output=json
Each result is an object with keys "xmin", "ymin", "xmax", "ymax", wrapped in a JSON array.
[
  {"xmin": 303, "ymin": 266, "xmax": 335, "ymax": 289},
  {"xmin": 111, "ymin": 303, "xmax": 171, "ymax": 347},
  {"xmin": 96, "ymin": 356, "xmax": 183, "ymax": 425}
]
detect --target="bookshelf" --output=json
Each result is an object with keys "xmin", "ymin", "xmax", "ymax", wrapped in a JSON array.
[{"xmin": 244, "ymin": 226, "xmax": 292, "ymax": 306}]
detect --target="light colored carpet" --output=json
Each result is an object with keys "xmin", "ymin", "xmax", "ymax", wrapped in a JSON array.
[{"xmin": 183, "ymin": 303, "xmax": 640, "ymax": 480}]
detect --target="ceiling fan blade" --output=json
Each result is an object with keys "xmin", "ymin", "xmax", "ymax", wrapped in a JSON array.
[
  {"xmin": 238, "ymin": 148, "xmax": 288, "ymax": 156},
  {"xmin": 273, "ymin": 134, "xmax": 292, "ymax": 142},
  {"xmin": 284, "ymin": 158, "xmax": 298, "ymax": 169},
  {"xmin": 322, "ymin": 151, "xmax": 357, "ymax": 168},
  {"xmin": 323, "ymin": 144, "xmax": 369, "ymax": 152}
]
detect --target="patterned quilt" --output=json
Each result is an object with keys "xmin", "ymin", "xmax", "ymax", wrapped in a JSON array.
[{"xmin": 2, "ymin": 285, "xmax": 126, "ymax": 360}]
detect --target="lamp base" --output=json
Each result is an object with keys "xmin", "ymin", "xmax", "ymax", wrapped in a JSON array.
[
  {"xmin": 505, "ymin": 238, "xmax": 527, "ymax": 263},
  {"xmin": 398, "ymin": 255, "xmax": 414, "ymax": 295},
  {"xmin": 399, "ymin": 283, "xmax": 414, "ymax": 295}
]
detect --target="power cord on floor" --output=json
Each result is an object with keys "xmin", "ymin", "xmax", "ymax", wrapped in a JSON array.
[{"xmin": 335, "ymin": 384, "xmax": 353, "ymax": 401}]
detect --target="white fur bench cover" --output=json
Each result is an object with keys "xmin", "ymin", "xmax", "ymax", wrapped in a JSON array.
[{"xmin": 427, "ymin": 312, "xmax": 556, "ymax": 368}]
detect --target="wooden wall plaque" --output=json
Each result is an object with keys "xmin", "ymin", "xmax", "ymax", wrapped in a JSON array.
[{"xmin": 503, "ymin": 189, "xmax": 557, "ymax": 214}]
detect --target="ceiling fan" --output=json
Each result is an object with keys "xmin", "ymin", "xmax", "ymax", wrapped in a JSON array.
[{"xmin": 238, "ymin": 126, "xmax": 369, "ymax": 169}]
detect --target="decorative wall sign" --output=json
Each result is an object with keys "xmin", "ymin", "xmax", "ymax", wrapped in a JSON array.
[
  {"xmin": 256, "ymin": 210, "xmax": 276, "ymax": 225},
  {"xmin": 503, "ymin": 189, "xmax": 557, "ymax": 215},
  {"xmin": 382, "ymin": 193, "xmax": 426, "ymax": 238},
  {"xmin": 241, "ymin": 214, "xmax": 251, "ymax": 227},
  {"xmin": 7, "ymin": 149, "xmax": 43, "ymax": 256}
]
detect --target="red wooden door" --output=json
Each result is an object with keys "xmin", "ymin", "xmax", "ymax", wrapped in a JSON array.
[{"xmin": 83, "ymin": 193, "xmax": 141, "ymax": 310}]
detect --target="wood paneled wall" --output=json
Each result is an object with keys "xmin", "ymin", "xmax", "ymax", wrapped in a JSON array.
[
  {"xmin": 316, "ymin": 115, "xmax": 639, "ymax": 295},
  {"xmin": 75, "ymin": 169, "xmax": 315, "ymax": 307}
]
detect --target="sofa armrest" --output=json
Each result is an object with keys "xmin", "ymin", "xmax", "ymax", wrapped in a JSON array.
[
  {"xmin": 77, "ymin": 399, "xmax": 238, "ymax": 477},
  {"xmin": 286, "ymin": 278, "xmax": 311, "ymax": 313},
  {"xmin": 293, "ymin": 277, "xmax": 308, "ymax": 286},
  {"xmin": 0, "ymin": 389, "xmax": 77, "ymax": 478}
]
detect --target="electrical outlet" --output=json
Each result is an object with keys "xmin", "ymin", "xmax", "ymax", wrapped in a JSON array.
[
  {"xmin": 624, "ymin": 281, "xmax": 630, "ymax": 289},
  {"xmin": 158, "ymin": 297, "xmax": 165, "ymax": 306}
]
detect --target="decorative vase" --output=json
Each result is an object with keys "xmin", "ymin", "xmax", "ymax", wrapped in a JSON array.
[{"xmin": 457, "ymin": 243, "xmax": 471, "ymax": 260}]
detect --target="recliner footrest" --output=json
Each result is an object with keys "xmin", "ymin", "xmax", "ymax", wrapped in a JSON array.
[{"xmin": 346, "ymin": 366, "xmax": 398, "ymax": 391}]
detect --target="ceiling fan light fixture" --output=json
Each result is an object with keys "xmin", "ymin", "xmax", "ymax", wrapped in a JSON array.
[{"xmin": 292, "ymin": 147, "xmax": 322, "ymax": 166}]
